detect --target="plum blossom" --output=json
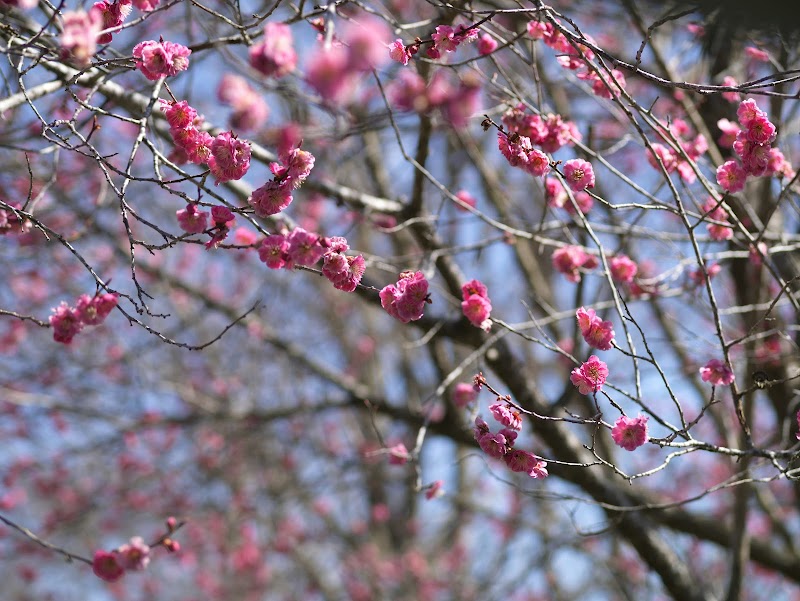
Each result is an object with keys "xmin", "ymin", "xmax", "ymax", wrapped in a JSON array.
[
  {"xmin": 552, "ymin": 245, "xmax": 598, "ymax": 283},
  {"xmin": 452, "ymin": 382, "xmax": 477, "ymax": 408},
  {"xmin": 132, "ymin": 40, "xmax": 191, "ymax": 80},
  {"xmin": 570, "ymin": 355, "xmax": 609, "ymax": 394},
  {"xmin": 176, "ymin": 203, "xmax": 208, "ymax": 234},
  {"xmin": 563, "ymin": 159, "xmax": 595, "ymax": 191},
  {"xmin": 609, "ymin": 255, "xmax": 638, "ymax": 283},
  {"xmin": 75, "ymin": 293, "xmax": 118, "ymax": 326},
  {"xmin": 379, "ymin": 271, "xmax": 430, "ymax": 323},
  {"xmin": 209, "ymin": 132, "xmax": 251, "ymax": 184},
  {"xmin": 716, "ymin": 160, "xmax": 747, "ymax": 193},
  {"xmin": 249, "ymin": 22, "xmax": 296, "ymax": 78},
  {"xmin": 461, "ymin": 279, "xmax": 492, "ymax": 331},
  {"xmin": 701, "ymin": 198, "xmax": 733, "ymax": 241},
  {"xmin": 576, "ymin": 306, "xmax": 615, "ymax": 351},
  {"xmin": 49, "ymin": 302, "xmax": 84, "ymax": 344},
  {"xmin": 258, "ymin": 234, "xmax": 289, "ymax": 269},
  {"xmin": 699, "ymin": 359, "xmax": 735, "ymax": 386},
  {"xmin": 478, "ymin": 34, "xmax": 498, "ymax": 55},
  {"xmin": 504, "ymin": 450, "xmax": 548, "ymax": 478},
  {"xmin": 489, "ymin": 401, "xmax": 522, "ymax": 430},
  {"xmin": 387, "ymin": 443, "xmax": 410, "ymax": 465},
  {"xmin": 92, "ymin": 550, "xmax": 125, "ymax": 582},
  {"xmin": 321, "ymin": 239, "xmax": 365, "ymax": 292},
  {"xmin": 611, "ymin": 415, "xmax": 648, "ymax": 451},
  {"xmin": 60, "ymin": 9, "xmax": 103, "ymax": 67},
  {"xmin": 389, "ymin": 39, "xmax": 411, "ymax": 65},
  {"xmin": 116, "ymin": 537, "xmax": 150, "ymax": 571}
]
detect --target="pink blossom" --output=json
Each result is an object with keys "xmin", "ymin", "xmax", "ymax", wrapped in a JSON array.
[
  {"xmin": 701, "ymin": 198, "xmax": 733, "ymax": 241},
  {"xmin": 609, "ymin": 255, "xmax": 638, "ymax": 283},
  {"xmin": 454, "ymin": 190, "xmax": 477, "ymax": 211},
  {"xmin": 116, "ymin": 537, "xmax": 150, "ymax": 571},
  {"xmin": 305, "ymin": 47, "xmax": 356, "ymax": 105},
  {"xmin": 258, "ymin": 234, "xmax": 289, "ymax": 269},
  {"xmin": 462, "ymin": 295, "xmax": 492, "ymax": 331},
  {"xmin": 322, "ymin": 246, "xmax": 366, "ymax": 292},
  {"xmin": 49, "ymin": 302, "xmax": 84, "ymax": 344},
  {"xmin": 478, "ymin": 34, "xmax": 498, "ymax": 55},
  {"xmin": 552, "ymin": 245, "xmax": 596, "ymax": 283},
  {"xmin": 285, "ymin": 227, "xmax": 325, "ymax": 268},
  {"xmin": 689, "ymin": 262, "xmax": 721, "ymax": 287},
  {"xmin": 249, "ymin": 22, "xmax": 296, "ymax": 78},
  {"xmin": 461, "ymin": 279, "xmax": 488, "ymax": 301},
  {"xmin": 716, "ymin": 118, "xmax": 740, "ymax": 148},
  {"xmin": 611, "ymin": 415, "xmax": 648, "ymax": 451},
  {"xmin": 478, "ymin": 430, "xmax": 509, "ymax": 458},
  {"xmin": 132, "ymin": 40, "xmax": 191, "ymax": 80},
  {"xmin": 131, "ymin": 0, "xmax": 158, "ymax": 10},
  {"xmin": 432, "ymin": 25, "xmax": 458, "ymax": 53},
  {"xmin": 75, "ymin": 293, "xmax": 118, "ymax": 326},
  {"xmin": 340, "ymin": 17, "xmax": 390, "ymax": 72},
  {"xmin": 721, "ymin": 76, "xmax": 740, "ymax": 103},
  {"xmin": 216, "ymin": 75, "xmax": 269, "ymax": 132},
  {"xmin": 647, "ymin": 143, "xmax": 678, "ymax": 173},
  {"xmin": 452, "ymin": 383, "xmax": 476, "ymax": 408},
  {"xmin": 387, "ymin": 443, "xmax": 410, "ymax": 465},
  {"xmin": 699, "ymin": 359, "xmax": 735, "ymax": 386},
  {"xmin": 93, "ymin": 0, "xmax": 131, "ymax": 44},
  {"xmin": 380, "ymin": 271, "xmax": 430, "ymax": 323},
  {"xmin": 92, "ymin": 550, "xmax": 125, "ymax": 582},
  {"xmin": 425, "ymin": 480, "xmax": 444, "ymax": 500},
  {"xmin": 489, "ymin": 401, "xmax": 522, "ymax": 431},
  {"xmin": 736, "ymin": 99, "xmax": 763, "ymax": 128},
  {"xmin": 563, "ymin": 159, "xmax": 595, "ymax": 191},
  {"xmin": 745, "ymin": 114, "xmax": 776, "ymax": 145},
  {"xmin": 389, "ymin": 39, "xmax": 410, "ymax": 65},
  {"xmin": 504, "ymin": 450, "xmax": 548, "ymax": 478},
  {"xmin": 716, "ymin": 160, "xmax": 747, "ymax": 193},
  {"xmin": 570, "ymin": 355, "xmax": 609, "ymax": 394},
  {"xmin": 576, "ymin": 306, "xmax": 615, "ymax": 351},
  {"xmin": 524, "ymin": 148, "xmax": 551, "ymax": 177},
  {"xmin": 249, "ymin": 181, "xmax": 293, "ymax": 217},
  {"xmin": 526, "ymin": 20, "xmax": 548, "ymax": 40},
  {"xmin": 176, "ymin": 203, "xmax": 209, "ymax": 234},
  {"xmin": 161, "ymin": 100, "xmax": 197, "ymax": 129},
  {"xmin": 60, "ymin": 9, "xmax": 103, "ymax": 67},
  {"xmin": 765, "ymin": 148, "xmax": 794, "ymax": 179},
  {"xmin": 209, "ymin": 132, "xmax": 251, "ymax": 184}
]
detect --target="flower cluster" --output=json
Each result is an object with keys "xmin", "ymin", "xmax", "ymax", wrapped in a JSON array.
[
  {"xmin": 208, "ymin": 132, "xmax": 251, "ymax": 185},
  {"xmin": 701, "ymin": 198, "xmax": 734, "ymax": 241},
  {"xmin": 576, "ymin": 306, "xmax": 615, "ymax": 351},
  {"xmin": 216, "ymin": 74, "xmax": 269, "ymax": 132},
  {"xmin": 132, "ymin": 40, "xmax": 191, "ymax": 81},
  {"xmin": 609, "ymin": 254, "xmax": 638, "ymax": 283},
  {"xmin": 249, "ymin": 22, "xmax": 297, "ymax": 78},
  {"xmin": 92, "ymin": 536, "xmax": 152, "ymax": 582},
  {"xmin": 257, "ymin": 230, "xmax": 366, "ymax": 292},
  {"xmin": 552, "ymin": 245, "xmax": 599, "ymax": 283},
  {"xmin": 647, "ymin": 118, "xmax": 709, "ymax": 184},
  {"xmin": 716, "ymin": 99, "xmax": 793, "ymax": 192},
  {"xmin": 60, "ymin": 9, "xmax": 103, "ymax": 67},
  {"xmin": 529, "ymin": 19, "xmax": 626, "ymax": 99},
  {"xmin": 321, "ymin": 236, "xmax": 367, "ymax": 292},
  {"xmin": 461, "ymin": 279, "xmax": 492, "ymax": 331},
  {"xmin": 498, "ymin": 133, "xmax": 551, "ymax": 177},
  {"xmin": 611, "ymin": 415, "xmax": 648, "ymax": 451},
  {"xmin": 502, "ymin": 105, "xmax": 581, "ymax": 153},
  {"xmin": 699, "ymin": 359, "xmax": 735, "ymax": 386},
  {"xmin": 570, "ymin": 355, "xmax": 609, "ymax": 395},
  {"xmin": 389, "ymin": 70, "xmax": 481, "ymax": 128},
  {"xmin": 473, "ymin": 408, "xmax": 547, "ymax": 479},
  {"xmin": 248, "ymin": 145, "xmax": 314, "ymax": 217},
  {"xmin": 93, "ymin": 0, "xmax": 131, "ymax": 44},
  {"xmin": 379, "ymin": 271, "xmax": 430, "ymax": 323},
  {"xmin": 49, "ymin": 292, "xmax": 118, "ymax": 344},
  {"xmin": 305, "ymin": 17, "xmax": 390, "ymax": 105},
  {"xmin": 390, "ymin": 22, "xmax": 478, "ymax": 65}
]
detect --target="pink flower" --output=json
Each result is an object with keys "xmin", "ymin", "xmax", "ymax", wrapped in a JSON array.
[
  {"xmin": 249, "ymin": 22, "xmax": 296, "ymax": 78},
  {"xmin": 570, "ymin": 355, "xmax": 609, "ymax": 394},
  {"xmin": 478, "ymin": 34, "xmax": 498, "ymax": 55},
  {"xmin": 161, "ymin": 100, "xmax": 197, "ymax": 129},
  {"xmin": 387, "ymin": 443, "xmax": 410, "ymax": 465},
  {"xmin": 75, "ymin": 293, "xmax": 118, "ymax": 326},
  {"xmin": 209, "ymin": 132, "xmax": 251, "ymax": 184},
  {"xmin": 504, "ymin": 450, "xmax": 548, "ymax": 478},
  {"xmin": 611, "ymin": 415, "xmax": 648, "ymax": 451},
  {"xmin": 249, "ymin": 181, "xmax": 293, "ymax": 217},
  {"xmin": 380, "ymin": 271, "xmax": 430, "ymax": 323},
  {"xmin": 132, "ymin": 40, "xmax": 191, "ymax": 81},
  {"xmin": 699, "ymin": 359, "xmax": 735, "ymax": 386},
  {"xmin": 524, "ymin": 148, "xmax": 551, "ymax": 177},
  {"xmin": 716, "ymin": 118, "xmax": 740, "ymax": 148},
  {"xmin": 462, "ymin": 295, "xmax": 492, "ymax": 331},
  {"xmin": 425, "ymin": 480, "xmax": 444, "ymax": 500},
  {"xmin": 701, "ymin": 198, "xmax": 733, "ymax": 241},
  {"xmin": 216, "ymin": 75, "xmax": 269, "ymax": 131},
  {"xmin": 647, "ymin": 143, "xmax": 678, "ymax": 173},
  {"xmin": 454, "ymin": 190, "xmax": 477, "ymax": 211},
  {"xmin": 49, "ymin": 302, "xmax": 84, "ymax": 344},
  {"xmin": 721, "ymin": 76, "xmax": 740, "ymax": 103},
  {"xmin": 285, "ymin": 227, "xmax": 324, "ymax": 268},
  {"xmin": 176, "ymin": 203, "xmax": 208, "ymax": 234},
  {"xmin": 563, "ymin": 159, "xmax": 595, "ymax": 191},
  {"xmin": 131, "ymin": 0, "xmax": 158, "ymax": 10},
  {"xmin": 389, "ymin": 39, "xmax": 410, "ymax": 65},
  {"xmin": 322, "ymin": 243, "xmax": 366, "ymax": 292},
  {"xmin": 526, "ymin": 20, "xmax": 548, "ymax": 40},
  {"xmin": 92, "ymin": 550, "xmax": 125, "ymax": 582},
  {"xmin": 552, "ymin": 245, "xmax": 597, "ymax": 283},
  {"xmin": 341, "ymin": 17, "xmax": 391, "ymax": 72},
  {"xmin": 116, "ymin": 537, "xmax": 150, "ymax": 571},
  {"xmin": 452, "ymin": 383, "xmax": 477, "ymax": 408},
  {"xmin": 93, "ymin": 0, "xmax": 131, "ymax": 44},
  {"xmin": 609, "ymin": 255, "xmax": 638, "ymax": 283},
  {"xmin": 257, "ymin": 234, "xmax": 289, "ymax": 269},
  {"xmin": 432, "ymin": 25, "xmax": 458, "ymax": 53},
  {"xmin": 478, "ymin": 430, "xmax": 509, "ymax": 458},
  {"xmin": 716, "ymin": 160, "xmax": 747, "ymax": 193},
  {"xmin": 305, "ymin": 47, "xmax": 356, "ymax": 105},
  {"xmin": 736, "ymin": 99, "xmax": 763, "ymax": 128},
  {"xmin": 489, "ymin": 401, "xmax": 522, "ymax": 430},
  {"xmin": 745, "ymin": 114, "xmax": 776, "ymax": 145},
  {"xmin": 576, "ymin": 306, "xmax": 615, "ymax": 351},
  {"xmin": 60, "ymin": 9, "xmax": 102, "ymax": 67}
]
